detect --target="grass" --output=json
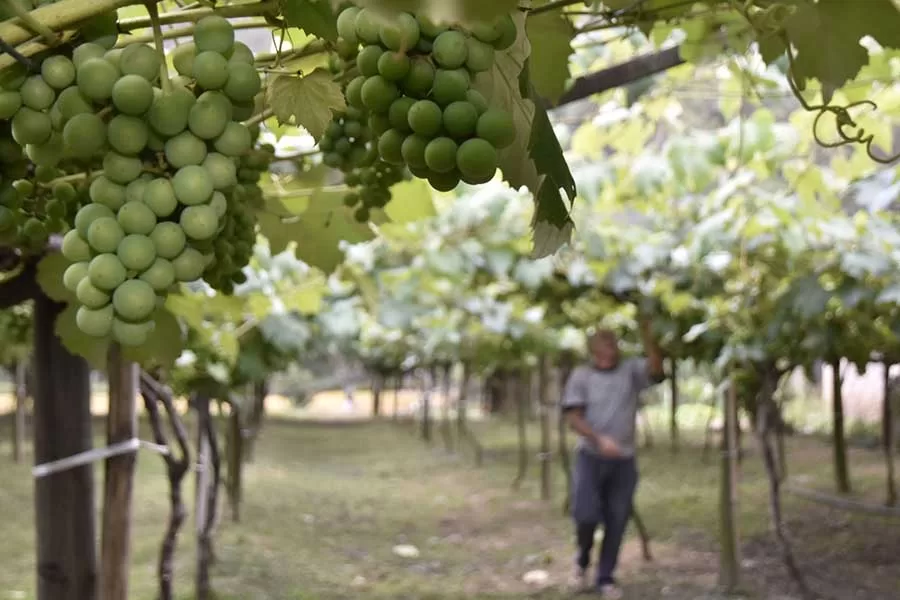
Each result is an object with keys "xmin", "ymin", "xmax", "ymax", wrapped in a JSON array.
[{"xmin": 0, "ymin": 401, "xmax": 897, "ymax": 600}]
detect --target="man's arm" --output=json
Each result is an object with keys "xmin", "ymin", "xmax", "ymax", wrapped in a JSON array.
[
  {"xmin": 561, "ymin": 368, "xmax": 622, "ymax": 457},
  {"xmin": 638, "ymin": 316, "xmax": 666, "ymax": 382},
  {"xmin": 565, "ymin": 408, "xmax": 622, "ymax": 457}
]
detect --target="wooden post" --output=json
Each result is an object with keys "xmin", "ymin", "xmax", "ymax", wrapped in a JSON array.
[
  {"xmin": 883, "ymin": 361, "xmax": 897, "ymax": 506},
  {"xmin": 100, "ymin": 344, "xmax": 139, "ymax": 600},
  {"xmin": 538, "ymin": 356, "xmax": 552, "ymax": 501},
  {"xmin": 830, "ymin": 357, "xmax": 851, "ymax": 494},
  {"xmin": 12, "ymin": 359, "xmax": 27, "ymax": 462},
  {"xmin": 33, "ymin": 293, "xmax": 98, "ymax": 600},
  {"xmin": 718, "ymin": 379, "xmax": 741, "ymax": 591},
  {"xmin": 669, "ymin": 358, "xmax": 679, "ymax": 452}
]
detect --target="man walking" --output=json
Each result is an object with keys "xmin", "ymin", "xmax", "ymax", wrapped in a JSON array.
[{"xmin": 561, "ymin": 319, "xmax": 665, "ymax": 597}]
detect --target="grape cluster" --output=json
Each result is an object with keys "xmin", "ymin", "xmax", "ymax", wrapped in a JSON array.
[
  {"xmin": 321, "ymin": 107, "xmax": 371, "ymax": 170},
  {"xmin": 0, "ymin": 121, "xmax": 86, "ymax": 251},
  {"xmin": 0, "ymin": 8, "xmax": 119, "ymax": 252},
  {"xmin": 335, "ymin": 6, "xmax": 517, "ymax": 191},
  {"xmin": 342, "ymin": 159, "xmax": 404, "ymax": 222},
  {"xmin": 0, "ymin": 16, "xmax": 262, "ymax": 346},
  {"xmin": 204, "ymin": 142, "xmax": 274, "ymax": 294},
  {"xmin": 318, "ymin": 93, "xmax": 406, "ymax": 220}
]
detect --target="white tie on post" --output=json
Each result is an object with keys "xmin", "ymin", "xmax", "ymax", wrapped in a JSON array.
[{"xmin": 32, "ymin": 437, "xmax": 170, "ymax": 478}]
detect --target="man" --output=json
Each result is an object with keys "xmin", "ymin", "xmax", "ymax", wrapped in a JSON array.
[{"xmin": 561, "ymin": 319, "xmax": 665, "ymax": 597}]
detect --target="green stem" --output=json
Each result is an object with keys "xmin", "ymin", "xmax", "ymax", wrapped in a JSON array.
[
  {"xmin": 115, "ymin": 19, "xmax": 269, "ymax": 47},
  {"xmin": 7, "ymin": 0, "xmax": 60, "ymax": 46},
  {"xmin": 254, "ymin": 40, "xmax": 326, "ymax": 64},
  {"xmin": 243, "ymin": 107, "xmax": 273, "ymax": 127},
  {"xmin": 529, "ymin": 0, "xmax": 584, "ymax": 16},
  {"xmin": 39, "ymin": 170, "xmax": 104, "ymax": 189},
  {"xmin": 0, "ymin": 31, "xmax": 75, "ymax": 71},
  {"xmin": 117, "ymin": 0, "xmax": 277, "ymax": 31},
  {"xmin": 145, "ymin": 1, "xmax": 171, "ymax": 92},
  {"xmin": 0, "ymin": 0, "xmax": 136, "ymax": 48}
]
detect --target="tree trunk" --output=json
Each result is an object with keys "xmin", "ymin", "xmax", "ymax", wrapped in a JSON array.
[
  {"xmin": 775, "ymin": 400, "xmax": 788, "ymax": 482},
  {"xmin": 702, "ymin": 389, "xmax": 719, "ymax": 462},
  {"xmin": 226, "ymin": 406, "xmax": 243, "ymax": 522},
  {"xmin": 372, "ymin": 374, "xmax": 383, "ymax": 417},
  {"xmin": 100, "ymin": 345, "xmax": 138, "ymax": 600},
  {"xmin": 558, "ymin": 360, "xmax": 574, "ymax": 515},
  {"xmin": 421, "ymin": 367, "xmax": 434, "ymax": 442},
  {"xmin": 756, "ymin": 369, "xmax": 813, "ymax": 599},
  {"xmin": 830, "ymin": 357, "xmax": 851, "ymax": 494},
  {"xmin": 195, "ymin": 393, "xmax": 217, "ymax": 600},
  {"xmin": 669, "ymin": 358, "xmax": 679, "ymax": 452},
  {"xmin": 440, "ymin": 364, "xmax": 453, "ymax": 452},
  {"xmin": 12, "ymin": 359, "xmax": 27, "ymax": 462},
  {"xmin": 32, "ymin": 293, "xmax": 98, "ymax": 600},
  {"xmin": 456, "ymin": 362, "xmax": 483, "ymax": 465},
  {"xmin": 883, "ymin": 361, "xmax": 897, "ymax": 506},
  {"xmin": 538, "ymin": 356, "xmax": 552, "ymax": 501},
  {"xmin": 391, "ymin": 374, "xmax": 399, "ymax": 421},
  {"xmin": 718, "ymin": 380, "xmax": 741, "ymax": 591},
  {"xmin": 140, "ymin": 373, "xmax": 190, "ymax": 600},
  {"xmin": 243, "ymin": 379, "xmax": 267, "ymax": 463},
  {"xmin": 512, "ymin": 369, "xmax": 529, "ymax": 490}
]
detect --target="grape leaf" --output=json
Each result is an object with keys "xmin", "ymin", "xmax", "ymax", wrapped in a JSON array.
[
  {"xmin": 257, "ymin": 191, "xmax": 375, "ymax": 273},
  {"xmin": 121, "ymin": 308, "xmax": 184, "ymax": 368},
  {"xmin": 36, "ymin": 253, "xmax": 74, "ymax": 303},
  {"xmin": 267, "ymin": 69, "xmax": 346, "ymax": 141},
  {"xmin": 332, "ymin": 0, "xmax": 518, "ymax": 25},
  {"xmin": 759, "ymin": 0, "xmax": 900, "ymax": 99},
  {"xmin": 383, "ymin": 179, "xmax": 436, "ymax": 223},
  {"xmin": 55, "ymin": 303, "xmax": 109, "ymax": 369},
  {"xmin": 281, "ymin": 278, "xmax": 327, "ymax": 314},
  {"xmin": 282, "ymin": 0, "xmax": 339, "ymax": 42},
  {"xmin": 473, "ymin": 12, "xmax": 576, "ymax": 257},
  {"xmin": 526, "ymin": 7, "xmax": 574, "ymax": 104},
  {"xmin": 165, "ymin": 292, "xmax": 206, "ymax": 334}
]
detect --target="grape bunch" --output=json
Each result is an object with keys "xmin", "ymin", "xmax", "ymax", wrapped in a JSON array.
[
  {"xmin": 342, "ymin": 159, "xmax": 404, "ymax": 221},
  {"xmin": 204, "ymin": 141, "xmax": 275, "ymax": 294},
  {"xmin": 0, "ymin": 15, "xmax": 262, "ymax": 346},
  {"xmin": 335, "ymin": 6, "xmax": 517, "ymax": 192},
  {"xmin": 320, "ymin": 107, "xmax": 371, "ymax": 171}
]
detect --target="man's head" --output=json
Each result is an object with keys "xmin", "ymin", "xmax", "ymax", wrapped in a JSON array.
[{"xmin": 588, "ymin": 328, "xmax": 620, "ymax": 369}]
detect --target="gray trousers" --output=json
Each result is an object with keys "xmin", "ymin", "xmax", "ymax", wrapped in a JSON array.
[{"xmin": 571, "ymin": 449, "xmax": 638, "ymax": 584}]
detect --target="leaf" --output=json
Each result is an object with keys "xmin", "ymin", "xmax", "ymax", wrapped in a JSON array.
[
  {"xmin": 281, "ymin": 277, "xmax": 327, "ymax": 314},
  {"xmin": 526, "ymin": 8, "xmax": 574, "ymax": 105},
  {"xmin": 383, "ymin": 179, "xmax": 436, "ymax": 223},
  {"xmin": 330, "ymin": 0, "xmax": 518, "ymax": 25},
  {"xmin": 257, "ymin": 191, "xmax": 376, "ymax": 273},
  {"xmin": 472, "ymin": 12, "xmax": 576, "ymax": 257},
  {"xmin": 54, "ymin": 303, "xmax": 109, "ymax": 369},
  {"xmin": 282, "ymin": 0, "xmax": 339, "ymax": 42},
  {"xmin": 121, "ymin": 308, "xmax": 184, "ymax": 368},
  {"xmin": 764, "ymin": 0, "xmax": 900, "ymax": 98},
  {"xmin": 165, "ymin": 292, "xmax": 206, "ymax": 333},
  {"xmin": 36, "ymin": 253, "xmax": 74, "ymax": 303},
  {"xmin": 267, "ymin": 69, "xmax": 346, "ymax": 141}
]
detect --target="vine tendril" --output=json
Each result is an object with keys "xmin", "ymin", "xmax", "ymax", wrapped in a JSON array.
[{"xmin": 783, "ymin": 36, "xmax": 900, "ymax": 164}]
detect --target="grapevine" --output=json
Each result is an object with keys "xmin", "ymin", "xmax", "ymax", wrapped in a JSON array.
[
  {"xmin": 324, "ymin": 42, "xmax": 406, "ymax": 221},
  {"xmin": 0, "ymin": 13, "xmax": 264, "ymax": 346},
  {"xmin": 333, "ymin": 5, "xmax": 518, "ymax": 192}
]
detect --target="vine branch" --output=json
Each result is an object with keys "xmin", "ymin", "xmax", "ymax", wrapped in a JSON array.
[
  {"xmin": 7, "ymin": 0, "xmax": 59, "ymax": 46},
  {"xmin": 145, "ymin": 1, "xmax": 171, "ymax": 93},
  {"xmin": 117, "ymin": 1, "xmax": 278, "ymax": 31}
]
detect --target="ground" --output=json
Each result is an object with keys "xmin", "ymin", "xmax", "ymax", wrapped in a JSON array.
[{"xmin": 0, "ymin": 398, "xmax": 897, "ymax": 600}]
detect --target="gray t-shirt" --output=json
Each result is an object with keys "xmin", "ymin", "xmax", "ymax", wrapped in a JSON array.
[{"xmin": 561, "ymin": 358, "xmax": 653, "ymax": 458}]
